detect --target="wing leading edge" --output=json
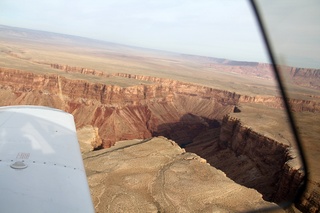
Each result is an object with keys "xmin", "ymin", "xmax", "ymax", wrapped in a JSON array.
[{"xmin": 0, "ymin": 105, "xmax": 94, "ymax": 213}]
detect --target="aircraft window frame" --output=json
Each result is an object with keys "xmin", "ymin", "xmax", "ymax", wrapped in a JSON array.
[{"xmin": 250, "ymin": 0, "xmax": 308, "ymax": 211}]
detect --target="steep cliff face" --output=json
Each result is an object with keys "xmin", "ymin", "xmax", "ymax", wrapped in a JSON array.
[
  {"xmin": 0, "ymin": 68, "xmax": 237, "ymax": 148},
  {"xmin": 84, "ymin": 137, "xmax": 282, "ymax": 212},
  {"xmin": 218, "ymin": 116, "xmax": 304, "ymax": 203},
  {"xmin": 0, "ymin": 67, "xmax": 307, "ymax": 207},
  {"xmin": 113, "ymin": 72, "xmax": 320, "ymax": 113},
  {"xmin": 50, "ymin": 64, "xmax": 110, "ymax": 77},
  {"xmin": 185, "ymin": 115, "xmax": 305, "ymax": 204},
  {"xmin": 216, "ymin": 63, "xmax": 274, "ymax": 80},
  {"xmin": 297, "ymin": 183, "xmax": 320, "ymax": 213},
  {"xmin": 205, "ymin": 61, "xmax": 320, "ymax": 89},
  {"xmin": 44, "ymin": 64, "xmax": 320, "ymax": 113},
  {"xmin": 289, "ymin": 67, "xmax": 320, "ymax": 89},
  {"xmin": 239, "ymin": 95, "xmax": 320, "ymax": 113}
]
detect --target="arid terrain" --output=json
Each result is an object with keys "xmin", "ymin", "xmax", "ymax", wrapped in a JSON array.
[{"xmin": 1, "ymin": 25, "xmax": 320, "ymax": 212}]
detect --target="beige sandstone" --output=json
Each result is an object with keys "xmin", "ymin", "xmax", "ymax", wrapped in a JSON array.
[{"xmin": 83, "ymin": 137, "xmax": 283, "ymax": 212}]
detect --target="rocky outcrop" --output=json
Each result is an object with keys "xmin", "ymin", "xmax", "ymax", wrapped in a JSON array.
[
  {"xmin": 47, "ymin": 63, "xmax": 320, "ymax": 111},
  {"xmin": 0, "ymin": 68, "xmax": 237, "ymax": 148},
  {"xmin": 290, "ymin": 67, "xmax": 320, "ymax": 79},
  {"xmin": 239, "ymin": 95, "xmax": 320, "ymax": 113},
  {"xmin": 83, "ymin": 137, "xmax": 282, "ymax": 212},
  {"xmin": 296, "ymin": 182, "xmax": 320, "ymax": 213},
  {"xmin": 111, "ymin": 72, "xmax": 320, "ymax": 113},
  {"xmin": 218, "ymin": 116, "xmax": 305, "ymax": 203},
  {"xmin": 1, "ymin": 24, "xmax": 317, "ymax": 211},
  {"xmin": 0, "ymin": 67, "xmax": 308, "ymax": 208},
  {"xmin": 289, "ymin": 67, "xmax": 320, "ymax": 89},
  {"xmin": 273, "ymin": 148, "xmax": 305, "ymax": 203},
  {"xmin": 217, "ymin": 63, "xmax": 274, "ymax": 79},
  {"xmin": 185, "ymin": 115, "xmax": 305, "ymax": 204},
  {"xmin": 50, "ymin": 64, "xmax": 110, "ymax": 77}
]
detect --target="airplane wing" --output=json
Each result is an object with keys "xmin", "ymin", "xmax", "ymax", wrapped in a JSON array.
[{"xmin": 0, "ymin": 105, "xmax": 94, "ymax": 213}]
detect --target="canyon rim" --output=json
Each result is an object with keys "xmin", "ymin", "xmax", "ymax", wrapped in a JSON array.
[{"xmin": 0, "ymin": 25, "xmax": 320, "ymax": 212}]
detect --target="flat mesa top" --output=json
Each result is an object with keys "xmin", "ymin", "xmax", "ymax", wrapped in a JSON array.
[{"xmin": 0, "ymin": 105, "xmax": 94, "ymax": 213}]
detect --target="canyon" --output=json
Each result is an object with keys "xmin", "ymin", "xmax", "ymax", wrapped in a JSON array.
[
  {"xmin": 83, "ymin": 137, "xmax": 282, "ymax": 212},
  {"xmin": 0, "ymin": 67, "xmax": 314, "ymax": 211},
  {"xmin": 1, "ymin": 25, "xmax": 320, "ymax": 212}
]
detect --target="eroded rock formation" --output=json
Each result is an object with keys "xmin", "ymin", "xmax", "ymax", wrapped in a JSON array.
[
  {"xmin": 0, "ymin": 67, "xmax": 239, "ymax": 148},
  {"xmin": 219, "ymin": 116, "xmax": 303, "ymax": 202},
  {"xmin": 83, "ymin": 137, "xmax": 282, "ymax": 212},
  {"xmin": 289, "ymin": 67, "xmax": 320, "ymax": 89},
  {"xmin": 297, "ymin": 183, "xmax": 320, "ymax": 213},
  {"xmin": 0, "ymin": 67, "xmax": 308, "ymax": 209},
  {"xmin": 50, "ymin": 64, "xmax": 110, "ymax": 77},
  {"xmin": 0, "ymin": 68, "xmax": 318, "ymax": 148}
]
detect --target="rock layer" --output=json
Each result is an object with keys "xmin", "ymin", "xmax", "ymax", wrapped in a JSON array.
[
  {"xmin": 83, "ymin": 137, "xmax": 282, "ymax": 212},
  {"xmin": 0, "ymin": 67, "xmax": 307, "ymax": 208},
  {"xmin": 185, "ymin": 115, "xmax": 305, "ymax": 204},
  {"xmin": 219, "ymin": 116, "xmax": 304, "ymax": 203},
  {"xmin": 0, "ymin": 68, "xmax": 240, "ymax": 147}
]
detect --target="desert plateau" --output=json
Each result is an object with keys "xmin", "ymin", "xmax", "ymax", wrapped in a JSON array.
[{"xmin": 0, "ymin": 25, "xmax": 320, "ymax": 212}]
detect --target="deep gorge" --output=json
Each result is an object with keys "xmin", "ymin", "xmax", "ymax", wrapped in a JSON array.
[{"xmin": 0, "ymin": 68, "xmax": 306, "ymax": 206}]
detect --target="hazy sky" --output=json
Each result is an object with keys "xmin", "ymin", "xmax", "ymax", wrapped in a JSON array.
[
  {"xmin": 256, "ymin": 0, "xmax": 320, "ymax": 69},
  {"xmin": 0, "ymin": 0, "xmax": 319, "ymax": 68}
]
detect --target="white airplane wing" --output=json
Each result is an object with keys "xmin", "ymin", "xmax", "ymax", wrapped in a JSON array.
[{"xmin": 0, "ymin": 105, "xmax": 94, "ymax": 213}]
